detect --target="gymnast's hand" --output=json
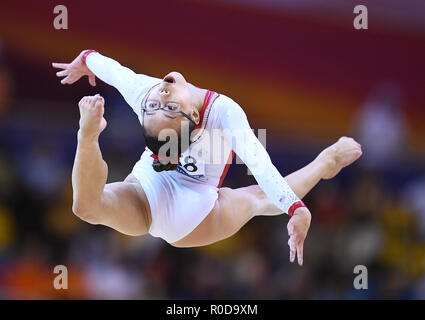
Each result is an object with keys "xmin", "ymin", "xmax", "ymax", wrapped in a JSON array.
[
  {"xmin": 287, "ymin": 206, "xmax": 311, "ymax": 266},
  {"xmin": 52, "ymin": 51, "xmax": 97, "ymax": 86},
  {"xmin": 78, "ymin": 95, "xmax": 107, "ymax": 140}
]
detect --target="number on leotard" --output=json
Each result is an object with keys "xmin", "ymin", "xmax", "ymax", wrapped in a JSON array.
[{"xmin": 183, "ymin": 156, "xmax": 198, "ymax": 172}]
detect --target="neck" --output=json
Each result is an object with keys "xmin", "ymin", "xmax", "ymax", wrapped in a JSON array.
[{"xmin": 188, "ymin": 83, "xmax": 208, "ymax": 112}]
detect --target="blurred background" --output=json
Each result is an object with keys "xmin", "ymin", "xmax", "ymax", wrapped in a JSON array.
[{"xmin": 0, "ymin": 0, "xmax": 424, "ymax": 299}]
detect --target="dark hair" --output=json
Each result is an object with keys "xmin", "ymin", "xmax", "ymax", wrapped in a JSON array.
[{"xmin": 142, "ymin": 121, "xmax": 196, "ymax": 172}]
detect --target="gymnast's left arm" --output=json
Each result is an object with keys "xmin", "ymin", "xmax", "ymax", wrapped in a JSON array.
[
  {"xmin": 217, "ymin": 96, "xmax": 311, "ymax": 265},
  {"xmin": 52, "ymin": 50, "xmax": 161, "ymax": 113}
]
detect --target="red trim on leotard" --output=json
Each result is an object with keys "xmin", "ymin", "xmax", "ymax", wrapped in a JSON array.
[
  {"xmin": 217, "ymin": 150, "xmax": 235, "ymax": 188},
  {"xmin": 196, "ymin": 90, "xmax": 214, "ymax": 130}
]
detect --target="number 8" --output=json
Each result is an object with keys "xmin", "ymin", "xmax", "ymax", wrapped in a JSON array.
[{"xmin": 183, "ymin": 156, "xmax": 198, "ymax": 172}]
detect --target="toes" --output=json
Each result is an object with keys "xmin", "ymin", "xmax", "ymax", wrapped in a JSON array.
[
  {"xmin": 88, "ymin": 95, "xmax": 97, "ymax": 107},
  {"xmin": 78, "ymin": 96, "xmax": 88, "ymax": 107},
  {"xmin": 94, "ymin": 96, "xmax": 104, "ymax": 108}
]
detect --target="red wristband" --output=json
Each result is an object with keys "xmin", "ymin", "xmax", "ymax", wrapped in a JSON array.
[
  {"xmin": 288, "ymin": 201, "xmax": 306, "ymax": 217},
  {"xmin": 81, "ymin": 50, "xmax": 97, "ymax": 65}
]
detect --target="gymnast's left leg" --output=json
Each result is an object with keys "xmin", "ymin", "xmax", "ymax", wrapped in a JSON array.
[{"xmin": 171, "ymin": 136, "xmax": 362, "ymax": 248}]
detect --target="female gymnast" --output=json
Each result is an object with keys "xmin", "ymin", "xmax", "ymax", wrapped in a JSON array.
[{"xmin": 52, "ymin": 50, "xmax": 362, "ymax": 266}]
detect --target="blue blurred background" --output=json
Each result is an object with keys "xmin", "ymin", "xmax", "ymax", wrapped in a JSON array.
[{"xmin": 0, "ymin": 0, "xmax": 424, "ymax": 299}]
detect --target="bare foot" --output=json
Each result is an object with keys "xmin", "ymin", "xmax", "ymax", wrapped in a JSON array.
[
  {"xmin": 318, "ymin": 137, "xmax": 363, "ymax": 180},
  {"xmin": 77, "ymin": 94, "xmax": 107, "ymax": 140}
]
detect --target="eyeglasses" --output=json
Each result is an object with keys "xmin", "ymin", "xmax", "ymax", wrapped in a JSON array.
[{"xmin": 142, "ymin": 100, "xmax": 196, "ymax": 125}]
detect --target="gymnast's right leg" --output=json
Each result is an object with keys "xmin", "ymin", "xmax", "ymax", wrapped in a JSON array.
[{"xmin": 71, "ymin": 95, "xmax": 151, "ymax": 236}]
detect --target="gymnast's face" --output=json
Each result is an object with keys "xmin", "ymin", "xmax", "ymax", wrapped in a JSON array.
[{"xmin": 142, "ymin": 71, "xmax": 200, "ymax": 138}]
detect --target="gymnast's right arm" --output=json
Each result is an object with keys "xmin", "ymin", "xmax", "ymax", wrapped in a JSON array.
[{"xmin": 71, "ymin": 95, "xmax": 150, "ymax": 236}]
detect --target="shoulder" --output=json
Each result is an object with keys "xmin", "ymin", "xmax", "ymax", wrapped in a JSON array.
[
  {"xmin": 213, "ymin": 93, "xmax": 242, "ymax": 113},
  {"xmin": 214, "ymin": 92, "xmax": 237, "ymax": 107},
  {"xmin": 213, "ymin": 93, "xmax": 247, "ymax": 120}
]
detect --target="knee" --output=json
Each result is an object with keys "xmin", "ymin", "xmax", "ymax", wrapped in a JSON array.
[{"xmin": 72, "ymin": 202, "xmax": 102, "ymax": 224}]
